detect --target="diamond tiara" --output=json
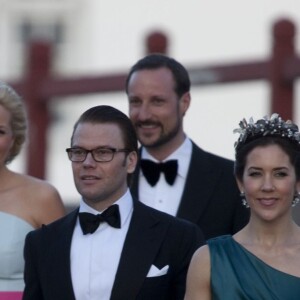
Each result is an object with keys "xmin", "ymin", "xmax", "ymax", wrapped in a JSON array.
[{"xmin": 234, "ymin": 113, "xmax": 300, "ymax": 151}]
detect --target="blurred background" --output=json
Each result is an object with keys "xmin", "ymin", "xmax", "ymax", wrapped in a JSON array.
[{"xmin": 1, "ymin": 0, "xmax": 300, "ymax": 209}]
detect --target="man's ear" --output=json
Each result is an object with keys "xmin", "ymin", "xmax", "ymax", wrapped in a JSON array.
[
  {"xmin": 180, "ymin": 92, "xmax": 191, "ymax": 116},
  {"xmin": 127, "ymin": 151, "xmax": 138, "ymax": 174}
]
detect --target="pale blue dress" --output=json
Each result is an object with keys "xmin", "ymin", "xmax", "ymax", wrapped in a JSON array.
[{"xmin": 0, "ymin": 212, "xmax": 34, "ymax": 291}]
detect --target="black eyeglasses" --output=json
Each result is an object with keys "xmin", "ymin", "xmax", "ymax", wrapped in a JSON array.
[{"xmin": 66, "ymin": 147, "xmax": 131, "ymax": 162}]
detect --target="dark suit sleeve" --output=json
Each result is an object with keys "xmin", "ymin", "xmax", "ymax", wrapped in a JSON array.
[
  {"xmin": 23, "ymin": 231, "xmax": 44, "ymax": 300},
  {"xmin": 169, "ymin": 220, "xmax": 205, "ymax": 300}
]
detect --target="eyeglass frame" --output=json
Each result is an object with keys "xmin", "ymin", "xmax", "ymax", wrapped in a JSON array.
[{"xmin": 66, "ymin": 147, "xmax": 132, "ymax": 163}]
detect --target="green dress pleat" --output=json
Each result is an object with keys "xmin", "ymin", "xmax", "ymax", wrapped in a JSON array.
[{"xmin": 208, "ymin": 235, "xmax": 300, "ymax": 300}]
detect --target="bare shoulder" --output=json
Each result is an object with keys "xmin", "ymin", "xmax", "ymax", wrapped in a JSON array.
[
  {"xmin": 17, "ymin": 174, "xmax": 66, "ymax": 226},
  {"xmin": 22, "ymin": 174, "xmax": 59, "ymax": 194},
  {"xmin": 190, "ymin": 244, "xmax": 211, "ymax": 274},
  {"xmin": 184, "ymin": 245, "xmax": 212, "ymax": 300}
]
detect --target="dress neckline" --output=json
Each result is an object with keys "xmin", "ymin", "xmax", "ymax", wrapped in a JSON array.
[
  {"xmin": 230, "ymin": 235, "xmax": 300, "ymax": 280},
  {"xmin": 0, "ymin": 211, "xmax": 34, "ymax": 229}
]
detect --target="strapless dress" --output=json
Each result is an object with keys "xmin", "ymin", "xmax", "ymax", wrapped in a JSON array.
[{"xmin": 0, "ymin": 211, "xmax": 34, "ymax": 293}]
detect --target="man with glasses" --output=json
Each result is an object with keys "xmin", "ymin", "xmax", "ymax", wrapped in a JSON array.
[{"xmin": 22, "ymin": 105, "xmax": 205, "ymax": 300}]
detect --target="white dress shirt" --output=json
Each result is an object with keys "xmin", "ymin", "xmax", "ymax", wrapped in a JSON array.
[
  {"xmin": 139, "ymin": 137, "xmax": 192, "ymax": 216},
  {"xmin": 70, "ymin": 189, "xmax": 133, "ymax": 300}
]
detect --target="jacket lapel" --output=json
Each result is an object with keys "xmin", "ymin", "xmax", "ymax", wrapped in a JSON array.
[
  {"xmin": 176, "ymin": 142, "xmax": 222, "ymax": 223},
  {"xmin": 110, "ymin": 201, "xmax": 171, "ymax": 300},
  {"xmin": 130, "ymin": 151, "xmax": 141, "ymax": 197},
  {"xmin": 45, "ymin": 209, "xmax": 78, "ymax": 300},
  {"xmin": 132, "ymin": 144, "xmax": 221, "ymax": 224}
]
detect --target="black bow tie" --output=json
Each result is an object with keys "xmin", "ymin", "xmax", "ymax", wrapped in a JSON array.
[
  {"xmin": 79, "ymin": 204, "xmax": 121, "ymax": 235},
  {"xmin": 140, "ymin": 159, "xmax": 178, "ymax": 187}
]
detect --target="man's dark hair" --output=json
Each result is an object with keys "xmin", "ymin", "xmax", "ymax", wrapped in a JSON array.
[
  {"xmin": 71, "ymin": 105, "xmax": 138, "ymax": 153},
  {"xmin": 125, "ymin": 53, "xmax": 190, "ymax": 98},
  {"xmin": 71, "ymin": 105, "xmax": 138, "ymax": 186}
]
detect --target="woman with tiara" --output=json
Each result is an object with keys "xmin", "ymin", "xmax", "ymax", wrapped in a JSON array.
[{"xmin": 184, "ymin": 114, "xmax": 300, "ymax": 300}]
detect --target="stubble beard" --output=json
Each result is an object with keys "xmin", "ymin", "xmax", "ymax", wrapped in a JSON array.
[{"xmin": 140, "ymin": 116, "xmax": 182, "ymax": 149}]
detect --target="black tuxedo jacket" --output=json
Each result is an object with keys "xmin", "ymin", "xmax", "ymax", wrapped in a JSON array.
[
  {"xmin": 131, "ymin": 142, "xmax": 250, "ymax": 240},
  {"xmin": 23, "ymin": 200, "xmax": 205, "ymax": 300}
]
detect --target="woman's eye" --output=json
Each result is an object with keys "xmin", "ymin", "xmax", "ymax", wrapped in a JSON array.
[
  {"xmin": 249, "ymin": 172, "xmax": 261, "ymax": 177},
  {"xmin": 275, "ymin": 172, "xmax": 288, "ymax": 177}
]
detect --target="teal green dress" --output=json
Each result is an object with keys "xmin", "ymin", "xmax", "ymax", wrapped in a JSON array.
[{"xmin": 208, "ymin": 235, "xmax": 300, "ymax": 300}]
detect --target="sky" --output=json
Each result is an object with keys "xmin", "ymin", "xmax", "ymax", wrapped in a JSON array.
[{"xmin": 5, "ymin": 0, "xmax": 300, "ymax": 205}]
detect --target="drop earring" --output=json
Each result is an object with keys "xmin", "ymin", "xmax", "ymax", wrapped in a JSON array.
[
  {"xmin": 292, "ymin": 192, "xmax": 300, "ymax": 207},
  {"xmin": 240, "ymin": 192, "xmax": 249, "ymax": 208}
]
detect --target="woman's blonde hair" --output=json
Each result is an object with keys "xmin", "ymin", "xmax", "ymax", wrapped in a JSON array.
[{"xmin": 0, "ymin": 82, "xmax": 27, "ymax": 164}]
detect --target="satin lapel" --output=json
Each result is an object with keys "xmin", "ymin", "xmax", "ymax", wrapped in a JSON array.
[
  {"xmin": 130, "ymin": 163, "xmax": 140, "ymax": 198},
  {"xmin": 176, "ymin": 143, "xmax": 222, "ymax": 223},
  {"xmin": 45, "ymin": 209, "xmax": 78, "ymax": 299},
  {"xmin": 130, "ymin": 148, "xmax": 142, "ymax": 198},
  {"xmin": 110, "ymin": 201, "xmax": 171, "ymax": 300}
]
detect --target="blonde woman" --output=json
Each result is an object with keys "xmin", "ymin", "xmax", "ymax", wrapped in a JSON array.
[{"xmin": 0, "ymin": 82, "xmax": 65, "ymax": 298}]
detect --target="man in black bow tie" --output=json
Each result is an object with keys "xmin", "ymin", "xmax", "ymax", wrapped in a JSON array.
[
  {"xmin": 23, "ymin": 105, "xmax": 205, "ymax": 300},
  {"xmin": 126, "ymin": 54, "xmax": 250, "ymax": 240}
]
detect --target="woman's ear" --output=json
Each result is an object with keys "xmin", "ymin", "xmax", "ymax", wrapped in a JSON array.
[
  {"xmin": 296, "ymin": 180, "xmax": 300, "ymax": 195},
  {"xmin": 236, "ymin": 178, "xmax": 244, "ymax": 193}
]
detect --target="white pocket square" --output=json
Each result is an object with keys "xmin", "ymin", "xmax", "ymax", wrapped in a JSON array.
[{"xmin": 146, "ymin": 264, "xmax": 169, "ymax": 277}]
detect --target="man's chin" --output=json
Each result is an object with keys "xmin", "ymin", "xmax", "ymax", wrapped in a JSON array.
[
  {"xmin": 140, "ymin": 139, "xmax": 167, "ymax": 149},
  {"xmin": 138, "ymin": 137, "xmax": 158, "ymax": 147},
  {"xmin": 137, "ymin": 135, "xmax": 153, "ymax": 146}
]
